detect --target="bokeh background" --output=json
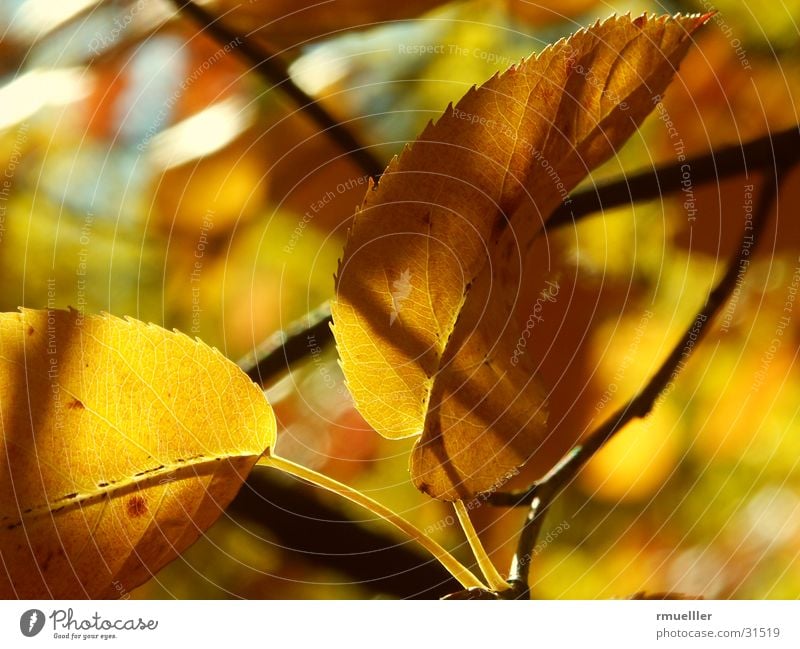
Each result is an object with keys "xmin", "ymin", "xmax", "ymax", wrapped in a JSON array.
[{"xmin": 1, "ymin": 0, "xmax": 799, "ymax": 598}]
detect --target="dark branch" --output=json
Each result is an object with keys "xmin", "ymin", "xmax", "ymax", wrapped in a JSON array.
[
  {"xmin": 503, "ymin": 166, "xmax": 784, "ymax": 596},
  {"xmin": 174, "ymin": 0, "xmax": 385, "ymax": 179},
  {"xmin": 547, "ymin": 125, "xmax": 799, "ymax": 231},
  {"xmin": 238, "ymin": 303, "xmax": 332, "ymax": 387},
  {"xmin": 506, "ymin": 492, "xmax": 547, "ymax": 596}
]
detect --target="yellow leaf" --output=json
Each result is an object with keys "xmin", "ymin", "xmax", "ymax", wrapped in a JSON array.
[
  {"xmin": 0, "ymin": 309, "xmax": 275, "ymax": 598},
  {"xmin": 332, "ymin": 13, "xmax": 710, "ymax": 501}
]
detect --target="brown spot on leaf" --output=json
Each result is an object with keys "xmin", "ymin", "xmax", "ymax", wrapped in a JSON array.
[
  {"xmin": 41, "ymin": 547, "xmax": 64, "ymax": 572},
  {"xmin": 126, "ymin": 496, "xmax": 148, "ymax": 518},
  {"xmin": 27, "ymin": 325, "xmax": 35, "ymax": 336},
  {"xmin": 67, "ymin": 399, "xmax": 84, "ymax": 410}
]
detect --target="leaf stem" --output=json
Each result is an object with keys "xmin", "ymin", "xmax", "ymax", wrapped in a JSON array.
[
  {"xmin": 260, "ymin": 454, "xmax": 487, "ymax": 590},
  {"xmin": 453, "ymin": 501, "xmax": 508, "ymax": 592}
]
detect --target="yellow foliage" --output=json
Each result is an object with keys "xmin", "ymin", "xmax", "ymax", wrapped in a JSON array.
[{"xmin": 0, "ymin": 309, "xmax": 275, "ymax": 598}]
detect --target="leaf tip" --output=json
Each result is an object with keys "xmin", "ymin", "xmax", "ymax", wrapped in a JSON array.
[{"xmin": 696, "ymin": 10, "xmax": 716, "ymax": 26}]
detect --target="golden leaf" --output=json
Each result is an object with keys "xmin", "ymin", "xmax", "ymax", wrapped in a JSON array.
[
  {"xmin": 332, "ymin": 14, "xmax": 710, "ymax": 500},
  {"xmin": 0, "ymin": 309, "xmax": 275, "ymax": 598}
]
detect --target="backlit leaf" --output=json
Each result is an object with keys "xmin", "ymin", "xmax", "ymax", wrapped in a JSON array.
[
  {"xmin": 332, "ymin": 13, "xmax": 710, "ymax": 500},
  {"xmin": 0, "ymin": 309, "xmax": 275, "ymax": 598}
]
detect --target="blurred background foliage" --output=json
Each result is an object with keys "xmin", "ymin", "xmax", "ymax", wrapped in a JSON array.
[{"xmin": 1, "ymin": 0, "xmax": 799, "ymax": 599}]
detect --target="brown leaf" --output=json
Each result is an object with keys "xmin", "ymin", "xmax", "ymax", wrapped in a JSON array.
[{"xmin": 332, "ymin": 14, "xmax": 710, "ymax": 500}]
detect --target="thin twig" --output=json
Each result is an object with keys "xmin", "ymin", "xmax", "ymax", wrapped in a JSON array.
[
  {"xmin": 507, "ymin": 492, "xmax": 548, "ymax": 594},
  {"xmin": 547, "ymin": 125, "xmax": 799, "ymax": 231},
  {"xmin": 238, "ymin": 303, "xmax": 332, "ymax": 387},
  {"xmin": 173, "ymin": 0, "xmax": 385, "ymax": 179},
  {"xmin": 503, "ymin": 167, "xmax": 783, "ymax": 597}
]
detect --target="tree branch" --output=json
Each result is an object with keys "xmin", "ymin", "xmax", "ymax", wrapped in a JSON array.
[
  {"xmin": 547, "ymin": 125, "xmax": 799, "ymax": 230},
  {"xmin": 173, "ymin": 0, "xmax": 385, "ymax": 179},
  {"xmin": 238, "ymin": 303, "xmax": 332, "ymax": 387},
  {"xmin": 502, "ymin": 166, "xmax": 784, "ymax": 597}
]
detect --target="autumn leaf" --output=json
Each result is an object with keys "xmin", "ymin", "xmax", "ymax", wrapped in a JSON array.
[
  {"xmin": 332, "ymin": 13, "xmax": 710, "ymax": 501},
  {"xmin": 0, "ymin": 309, "xmax": 275, "ymax": 598}
]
